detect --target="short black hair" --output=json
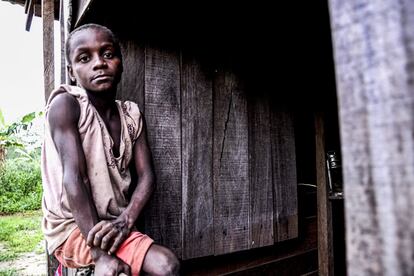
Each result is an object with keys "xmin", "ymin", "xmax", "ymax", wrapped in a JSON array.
[{"xmin": 65, "ymin": 23, "xmax": 122, "ymax": 64}]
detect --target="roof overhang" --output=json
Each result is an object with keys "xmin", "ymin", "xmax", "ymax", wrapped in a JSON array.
[{"xmin": 3, "ymin": 0, "xmax": 60, "ymax": 30}]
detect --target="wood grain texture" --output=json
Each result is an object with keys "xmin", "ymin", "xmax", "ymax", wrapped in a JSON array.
[
  {"xmin": 181, "ymin": 53, "xmax": 214, "ymax": 259},
  {"xmin": 270, "ymin": 110, "xmax": 298, "ymax": 242},
  {"xmin": 59, "ymin": 0, "xmax": 65, "ymax": 84},
  {"xmin": 42, "ymin": 0, "xmax": 55, "ymax": 101},
  {"xmin": 59, "ymin": 0, "xmax": 70, "ymax": 84},
  {"xmin": 144, "ymin": 46, "xmax": 182, "ymax": 257},
  {"xmin": 117, "ymin": 40, "xmax": 145, "ymax": 109},
  {"xmin": 213, "ymin": 69, "xmax": 249, "ymax": 255},
  {"xmin": 315, "ymin": 113, "xmax": 334, "ymax": 276},
  {"xmin": 248, "ymin": 94, "xmax": 274, "ymax": 248},
  {"xmin": 328, "ymin": 0, "xmax": 414, "ymax": 275}
]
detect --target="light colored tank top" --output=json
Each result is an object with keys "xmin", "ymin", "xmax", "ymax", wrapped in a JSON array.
[{"xmin": 41, "ymin": 85, "xmax": 143, "ymax": 253}]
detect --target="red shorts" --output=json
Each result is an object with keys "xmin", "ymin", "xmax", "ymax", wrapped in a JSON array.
[{"xmin": 54, "ymin": 227, "xmax": 154, "ymax": 276}]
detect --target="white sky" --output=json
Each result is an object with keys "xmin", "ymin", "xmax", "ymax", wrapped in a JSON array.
[{"xmin": 0, "ymin": 1, "xmax": 60, "ymax": 124}]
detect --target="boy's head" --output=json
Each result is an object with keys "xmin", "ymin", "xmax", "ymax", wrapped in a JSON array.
[
  {"xmin": 65, "ymin": 24, "xmax": 123, "ymax": 92},
  {"xmin": 65, "ymin": 24, "xmax": 122, "ymax": 65}
]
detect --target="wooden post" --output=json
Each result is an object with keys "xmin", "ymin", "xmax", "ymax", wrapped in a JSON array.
[
  {"xmin": 59, "ymin": 0, "xmax": 66, "ymax": 84},
  {"xmin": 42, "ymin": 0, "xmax": 54, "ymax": 101},
  {"xmin": 328, "ymin": 0, "xmax": 414, "ymax": 275},
  {"xmin": 42, "ymin": 1, "xmax": 56, "ymax": 274},
  {"xmin": 315, "ymin": 112, "xmax": 334, "ymax": 276}
]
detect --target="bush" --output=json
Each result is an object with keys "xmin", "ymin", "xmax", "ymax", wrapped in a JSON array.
[{"xmin": 0, "ymin": 158, "xmax": 42, "ymax": 214}]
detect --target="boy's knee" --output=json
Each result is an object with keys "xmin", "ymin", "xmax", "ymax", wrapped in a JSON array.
[
  {"xmin": 157, "ymin": 249, "xmax": 180, "ymax": 276},
  {"xmin": 144, "ymin": 245, "xmax": 180, "ymax": 276}
]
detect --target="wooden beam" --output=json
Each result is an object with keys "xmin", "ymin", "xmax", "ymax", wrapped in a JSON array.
[
  {"xmin": 315, "ymin": 112, "xmax": 334, "ymax": 276},
  {"xmin": 42, "ymin": 0, "xmax": 54, "ymax": 101},
  {"xmin": 24, "ymin": 0, "xmax": 29, "ymax": 13},
  {"xmin": 328, "ymin": 0, "xmax": 414, "ymax": 274},
  {"xmin": 74, "ymin": 0, "xmax": 95, "ymax": 28},
  {"xmin": 25, "ymin": 0, "xmax": 34, "ymax": 31},
  {"xmin": 59, "ymin": 0, "xmax": 65, "ymax": 84}
]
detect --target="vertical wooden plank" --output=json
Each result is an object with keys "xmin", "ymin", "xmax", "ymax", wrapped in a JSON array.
[
  {"xmin": 181, "ymin": 53, "xmax": 214, "ymax": 259},
  {"xmin": 42, "ymin": 0, "xmax": 54, "ymax": 101},
  {"xmin": 213, "ymin": 69, "xmax": 249, "ymax": 255},
  {"xmin": 270, "ymin": 109, "xmax": 298, "ymax": 242},
  {"xmin": 144, "ymin": 46, "xmax": 182, "ymax": 257},
  {"xmin": 315, "ymin": 112, "xmax": 334, "ymax": 276},
  {"xmin": 117, "ymin": 40, "xmax": 145, "ymax": 109},
  {"xmin": 248, "ymin": 94, "xmax": 274, "ymax": 248},
  {"xmin": 73, "ymin": 0, "xmax": 93, "ymax": 27},
  {"xmin": 329, "ymin": 1, "xmax": 414, "ymax": 275},
  {"xmin": 59, "ymin": 0, "xmax": 68, "ymax": 84}
]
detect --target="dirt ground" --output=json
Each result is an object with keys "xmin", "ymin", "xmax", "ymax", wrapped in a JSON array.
[{"xmin": 0, "ymin": 241, "xmax": 46, "ymax": 276}]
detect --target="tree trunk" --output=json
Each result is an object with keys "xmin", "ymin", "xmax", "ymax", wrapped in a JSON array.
[{"xmin": 0, "ymin": 146, "xmax": 5, "ymax": 166}]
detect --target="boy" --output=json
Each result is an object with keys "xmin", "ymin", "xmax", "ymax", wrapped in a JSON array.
[{"xmin": 41, "ymin": 23, "xmax": 179, "ymax": 276}]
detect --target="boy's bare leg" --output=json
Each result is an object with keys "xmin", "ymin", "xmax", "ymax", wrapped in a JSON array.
[{"xmin": 141, "ymin": 244, "xmax": 180, "ymax": 276}]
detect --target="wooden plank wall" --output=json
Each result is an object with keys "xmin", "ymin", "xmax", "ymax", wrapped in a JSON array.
[
  {"xmin": 115, "ymin": 42, "xmax": 299, "ymax": 260},
  {"xmin": 54, "ymin": 1, "xmax": 328, "ymax": 274}
]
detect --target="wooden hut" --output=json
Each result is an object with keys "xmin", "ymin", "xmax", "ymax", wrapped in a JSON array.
[{"xmin": 9, "ymin": 0, "xmax": 358, "ymax": 275}]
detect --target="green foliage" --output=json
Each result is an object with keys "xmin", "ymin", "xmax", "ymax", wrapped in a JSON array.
[
  {"xmin": 6, "ymin": 147, "xmax": 41, "ymax": 162},
  {"xmin": 0, "ymin": 268, "xmax": 19, "ymax": 276},
  {"xmin": 0, "ymin": 158, "xmax": 42, "ymax": 214},
  {"xmin": 0, "ymin": 109, "xmax": 43, "ymax": 152},
  {"xmin": 0, "ymin": 211, "xmax": 43, "ymax": 262}
]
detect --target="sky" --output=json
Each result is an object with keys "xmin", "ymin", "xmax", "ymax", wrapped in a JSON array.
[{"xmin": 0, "ymin": 1, "xmax": 59, "ymax": 124}]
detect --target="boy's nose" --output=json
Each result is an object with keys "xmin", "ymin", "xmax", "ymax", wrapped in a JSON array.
[{"xmin": 92, "ymin": 56, "xmax": 107, "ymax": 69}]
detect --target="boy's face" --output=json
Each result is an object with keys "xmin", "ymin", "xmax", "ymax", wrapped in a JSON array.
[{"xmin": 67, "ymin": 28, "xmax": 122, "ymax": 93}]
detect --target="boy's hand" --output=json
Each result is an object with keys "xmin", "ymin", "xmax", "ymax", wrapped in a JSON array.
[
  {"xmin": 87, "ymin": 217, "xmax": 130, "ymax": 255},
  {"xmin": 94, "ymin": 253, "xmax": 131, "ymax": 276}
]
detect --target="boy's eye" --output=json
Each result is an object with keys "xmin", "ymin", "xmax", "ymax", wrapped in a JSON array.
[
  {"xmin": 103, "ymin": 51, "xmax": 114, "ymax": 59},
  {"xmin": 78, "ymin": 55, "xmax": 90, "ymax": 63}
]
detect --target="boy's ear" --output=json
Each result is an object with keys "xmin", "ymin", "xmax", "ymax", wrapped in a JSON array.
[{"xmin": 67, "ymin": 65, "xmax": 76, "ymax": 83}]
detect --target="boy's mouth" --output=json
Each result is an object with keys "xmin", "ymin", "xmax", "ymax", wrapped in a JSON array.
[{"xmin": 92, "ymin": 74, "xmax": 112, "ymax": 82}]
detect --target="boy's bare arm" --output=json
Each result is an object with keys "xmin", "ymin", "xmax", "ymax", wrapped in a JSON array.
[
  {"xmin": 87, "ymin": 114, "xmax": 155, "ymax": 254},
  {"xmin": 48, "ymin": 93, "xmax": 130, "ymax": 273},
  {"xmin": 48, "ymin": 93, "xmax": 99, "ymax": 237},
  {"xmin": 123, "ymin": 114, "xmax": 155, "ymax": 228}
]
